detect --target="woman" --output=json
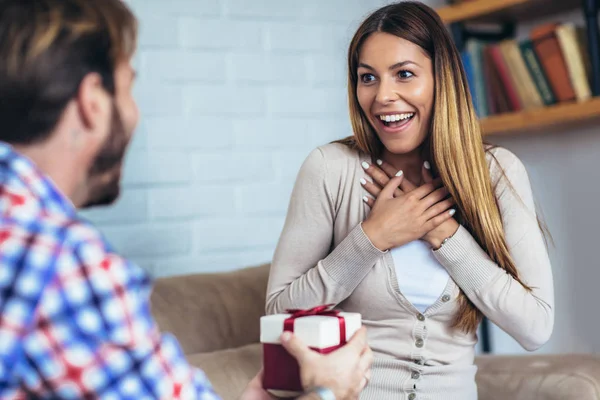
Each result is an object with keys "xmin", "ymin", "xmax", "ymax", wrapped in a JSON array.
[{"xmin": 265, "ymin": 2, "xmax": 554, "ymax": 399}]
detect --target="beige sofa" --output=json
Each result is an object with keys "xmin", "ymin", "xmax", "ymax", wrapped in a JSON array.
[{"xmin": 150, "ymin": 264, "xmax": 600, "ymax": 400}]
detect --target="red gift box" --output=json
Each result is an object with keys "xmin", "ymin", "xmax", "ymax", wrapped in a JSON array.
[{"xmin": 260, "ymin": 305, "xmax": 362, "ymax": 396}]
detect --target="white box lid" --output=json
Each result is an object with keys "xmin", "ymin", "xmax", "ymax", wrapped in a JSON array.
[{"xmin": 260, "ymin": 312, "xmax": 362, "ymax": 348}]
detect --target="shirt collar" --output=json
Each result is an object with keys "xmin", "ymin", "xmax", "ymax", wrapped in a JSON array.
[{"xmin": 0, "ymin": 141, "xmax": 77, "ymax": 218}]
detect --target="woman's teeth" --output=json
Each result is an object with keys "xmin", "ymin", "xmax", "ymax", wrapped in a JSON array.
[{"xmin": 379, "ymin": 113, "xmax": 414, "ymax": 126}]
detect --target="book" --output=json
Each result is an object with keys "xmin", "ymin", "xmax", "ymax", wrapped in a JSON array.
[
  {"xmin": 556, "ymin": 23, "xmax": 592, "ymax": 102},
  {"xmin": 484, "ymin": 45, "xmax": 511, "ymax": 115},
  {"xmin": 466, "ymin": 40, "xmax": 489, "ymax": 118},
  {"xmin": 519, "ymin": 39, "xmax": 556, "ymax": 106},
  {"xmin": 530, "ymin": 23, "xmax": 576, "ymax": 103},
  {"xmin": 461, "ymin": 49, "xmax": 479, "ymax": 117},
  {"xmin": 499, "ymin": 40, "xmax": 544, "ymax": 110},
  {"xmin": 482, "ymin": 45, "xmax": 497, "ymax": 115},
  {"xmin": 583, "ymin": 0, "xmax": 600, "ymax": 96},
  {"xmin": 488, "ymin": 44, "xmax": 522, "ymax": 112}
]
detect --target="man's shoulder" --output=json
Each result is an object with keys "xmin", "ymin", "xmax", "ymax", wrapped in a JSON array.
[
  {"xmin": 0, "ymin": 215, "xmax": 102, "ymax": 324},
  {"xmin": 0, "ymin": 212, "xmax": 108, "ymax": 265}
]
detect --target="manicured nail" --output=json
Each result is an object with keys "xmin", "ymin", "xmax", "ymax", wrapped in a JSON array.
[
  {"xmin": 449, "ymin": 209, "xmax": 456, "ymax": 216},
  {"xmin": 424, "ymin": 161, "xmax": 431, "ymax": 170},
  {"xmin": 360, "ymin": 178, "xmax": 367, "ymax": 185},
  {"xmin": 376, "ymin": 159, "xmax": 383, "ymax": 166},
  {"xmin": 395, "ymin": 170, "xmax": 403, "ymax": 177},
  {"xmin": 362, "ymin": 196, "xmax": 369, "ymax": 203},
  {"xmin": 361, "ymin": 161, "xmax": 370, "ymax": 170},
  {"xmin": 281, "ymin": 332, "xmax": 292, "ymax": 342}
]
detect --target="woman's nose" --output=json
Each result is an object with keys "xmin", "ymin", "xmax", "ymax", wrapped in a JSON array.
[{"xmin": 375, "ymin": 81, "xmax": 398, "ymax": 104}]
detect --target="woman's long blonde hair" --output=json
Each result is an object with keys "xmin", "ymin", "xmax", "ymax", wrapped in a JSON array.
[{"xmin": 339, "ymin": 1, "xmax": 532, "ymax": 333}]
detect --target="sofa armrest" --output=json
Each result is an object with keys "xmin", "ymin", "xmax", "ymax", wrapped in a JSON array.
[
  {"xmin": 475, "ymin": 354, "xmax": 600, "ymax": 400},
  {"xmin": 150, "ymin": 264, "xmax": 270, "ymax": 355}
]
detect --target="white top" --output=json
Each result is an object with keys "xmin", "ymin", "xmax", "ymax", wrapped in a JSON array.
[{"xmin": 390, "ymin": 240, "xmax": 450, "ymax": 313}]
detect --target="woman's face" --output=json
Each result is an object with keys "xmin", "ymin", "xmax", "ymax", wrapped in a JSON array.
[{"xmin": 356, "ymin": 32, "xmax": 434, "ymax": 156}]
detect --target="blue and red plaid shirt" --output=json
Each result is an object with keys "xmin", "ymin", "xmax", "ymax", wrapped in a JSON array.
[{"xmin": 0, "ymin": 142, "xmax": 221, "ymax": 399}]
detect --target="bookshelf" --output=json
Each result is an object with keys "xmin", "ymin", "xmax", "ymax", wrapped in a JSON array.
[
  {"xmin": 437, "ymin": 0, "xmax": 600, "ymax": 136},
  {"xmin": 481, "ymin": 97, "xmax": 600, "ymax": 135},
  {"xmin": 438, "ymin": 0, "xmax": 583, "ymax": 24}
]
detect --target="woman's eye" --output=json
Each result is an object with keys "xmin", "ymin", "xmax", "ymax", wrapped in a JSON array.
[
  {"xmin": 360, "ymin": 73, "xmax": 376, "ymax": 83},
  {"xmin": 398, "ymin": 70, "xmax": 414, "ymax": 79}
]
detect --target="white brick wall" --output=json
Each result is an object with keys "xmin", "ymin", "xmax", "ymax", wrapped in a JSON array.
[
  {"xmin": 75, "ymin": 0, "xmax": 595, "ymax": 357},
  {"xmin": 80, "ymin": 0, "xmax": 390, "ymax": 277}
]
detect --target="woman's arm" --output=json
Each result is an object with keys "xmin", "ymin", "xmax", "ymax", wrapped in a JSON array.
[
  {"xmin": 433, "ymin": 148, "xmax": 554, "ymax": 351},
  {"xmin": 266, "ymin": 147, "xmax": 385, "ymax": 315}
]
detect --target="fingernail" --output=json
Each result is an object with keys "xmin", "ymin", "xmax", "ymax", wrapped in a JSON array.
[
  {"xmin": 360, "ymin": 178, "xmax": 367, "ymax": 185},
  {"xmin": 449, "ymin": 209, "xmax": 456, "ymax": 216},
  {"xmin": 361, "ymin": 161, "xmax": 370, "ymax": 170},
  {"xmin": 362, "ymin": 196, "xmax": 369, "ymax": 203},
  {"xmin": 424, "ymin": 161, "xmax": 431, "ymax": 170},
  {"xmin": 395, "ymin": 170, "xmax": 403, "ymax": 177},
  {"xmin": 281, "ymin": 332, "xmax": 292, "ymax": 342},
  {"xmin": 376, "ymin": 159, "xmax": 383, "ymax": 166}
]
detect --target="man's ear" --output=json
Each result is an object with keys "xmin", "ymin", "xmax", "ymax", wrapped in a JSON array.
[{"xmin": 77, "ymin": 72, "xmax": 110, "ymax": 133}]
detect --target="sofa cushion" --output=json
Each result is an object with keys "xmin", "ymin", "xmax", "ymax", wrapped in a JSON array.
[
  {"xmin": 151, "ymin": 265, "xmax": 269, "ymax": 355},
  {"xmin": 187, "ymin": 343, "xmax": 263, "ymax": 400},
  {"xmin": 187, "ymin": 348, "xmax": 600, "ymax": 400},
  {"xmin": 475, "ymin": 354, "xmax": 600, "ymax": 400}
]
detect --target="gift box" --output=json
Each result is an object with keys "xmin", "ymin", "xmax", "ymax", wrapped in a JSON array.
[{"xmin": 260, "ymin": 305, "xmax": 362, "ymax": 396}]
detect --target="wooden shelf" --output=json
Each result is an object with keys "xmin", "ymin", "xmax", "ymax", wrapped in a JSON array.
[
  {"xmin": 481, "ymin": 97, "xmax": 600, "ymax": 136},
  {"xmin": 437, "ymin": 0, "xmax": 582, "ymax": 24},
  {"xmin": 437, "ymin": 0, "xmax": 600, "ymax": 135}
]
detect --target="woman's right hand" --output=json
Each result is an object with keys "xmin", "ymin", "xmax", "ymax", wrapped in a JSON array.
[{"xmin": 361, "ymin": 168, "xmax": 455, "ymax": 251}]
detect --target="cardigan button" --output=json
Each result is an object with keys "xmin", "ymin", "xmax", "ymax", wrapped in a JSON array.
[
  {"xmin": 417, "ymin": 313, "xmax": 425, "ymax": 321},
  {"xmin": 409, "ymin": 393, "xmax": 416, "ymax": 400},
  {"xmin": 412, "ymin": 371, "xmax": 421, "ymax": 379},
  {"xmin": 415, "ymin": 339, "xmax": 424, "ymax": 348},
  {"xmin": 441, "ymin": 294, "xmax": 451, "ymax": 302}
]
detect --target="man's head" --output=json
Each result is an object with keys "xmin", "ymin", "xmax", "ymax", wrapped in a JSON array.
[{"xmin": 0, "ymin": 0, "xmax": 139, "ymax": 208}]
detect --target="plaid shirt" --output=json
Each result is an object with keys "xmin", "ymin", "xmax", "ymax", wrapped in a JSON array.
[{"xmin": 0, "ymin": 143, "xmax": 221, "ymax": 399}]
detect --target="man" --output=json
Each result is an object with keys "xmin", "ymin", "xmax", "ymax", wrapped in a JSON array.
[{"xmin": 0, "ymin": 0, "xmax": 372, "ymax": 399}]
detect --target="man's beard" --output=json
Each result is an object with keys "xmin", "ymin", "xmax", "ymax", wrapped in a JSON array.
[{"xmin": 81, "ymin": 103, "xmax": 130, "ymax": 209}]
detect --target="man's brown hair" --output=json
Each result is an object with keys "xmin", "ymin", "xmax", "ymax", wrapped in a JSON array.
[{"xmin": 0, "ymin": 0, "xmax": 137, "ymax": 144}]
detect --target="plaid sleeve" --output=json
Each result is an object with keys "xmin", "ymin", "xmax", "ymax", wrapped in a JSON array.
[{"xmin": 20, "ymin": 224, "xmax": 222, "ymax": 400}]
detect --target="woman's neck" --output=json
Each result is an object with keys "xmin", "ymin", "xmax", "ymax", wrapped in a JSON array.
[{"xmin": 381, "ymin": 148, "xmax": 425, "ymax": 186}]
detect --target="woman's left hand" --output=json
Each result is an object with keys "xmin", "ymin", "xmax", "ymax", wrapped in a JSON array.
[{"xmin": 362, "ymin": 160, "xmax": 460, "ymax": 249}]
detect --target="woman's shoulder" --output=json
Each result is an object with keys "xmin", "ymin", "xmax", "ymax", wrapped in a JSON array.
[
  {"xmin": 294, "ymin": 142, "xmax": 364, "ymax": 202},
  {"xmin": 485, "ymin": 145, "xmax": 528, "ymax": 181},
  {"xmin": 293, "ymin": 142, "xmax": 363, "ymax": 206},
  {"xmin": 484, "ymin": 145, "xmax": 533, "ymax": 203},
  {"xmin": 301, "ymin": 142, "xmax": 363, "ymax": 175},
  {"xmin": 316, "ymin": 141, "xmax": 362, "ymax": 162}
]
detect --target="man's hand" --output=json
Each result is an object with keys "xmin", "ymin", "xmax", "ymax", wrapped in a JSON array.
[{"xmin": 280, "ymin": 327, "xmax": 373, "ymax": 400}]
